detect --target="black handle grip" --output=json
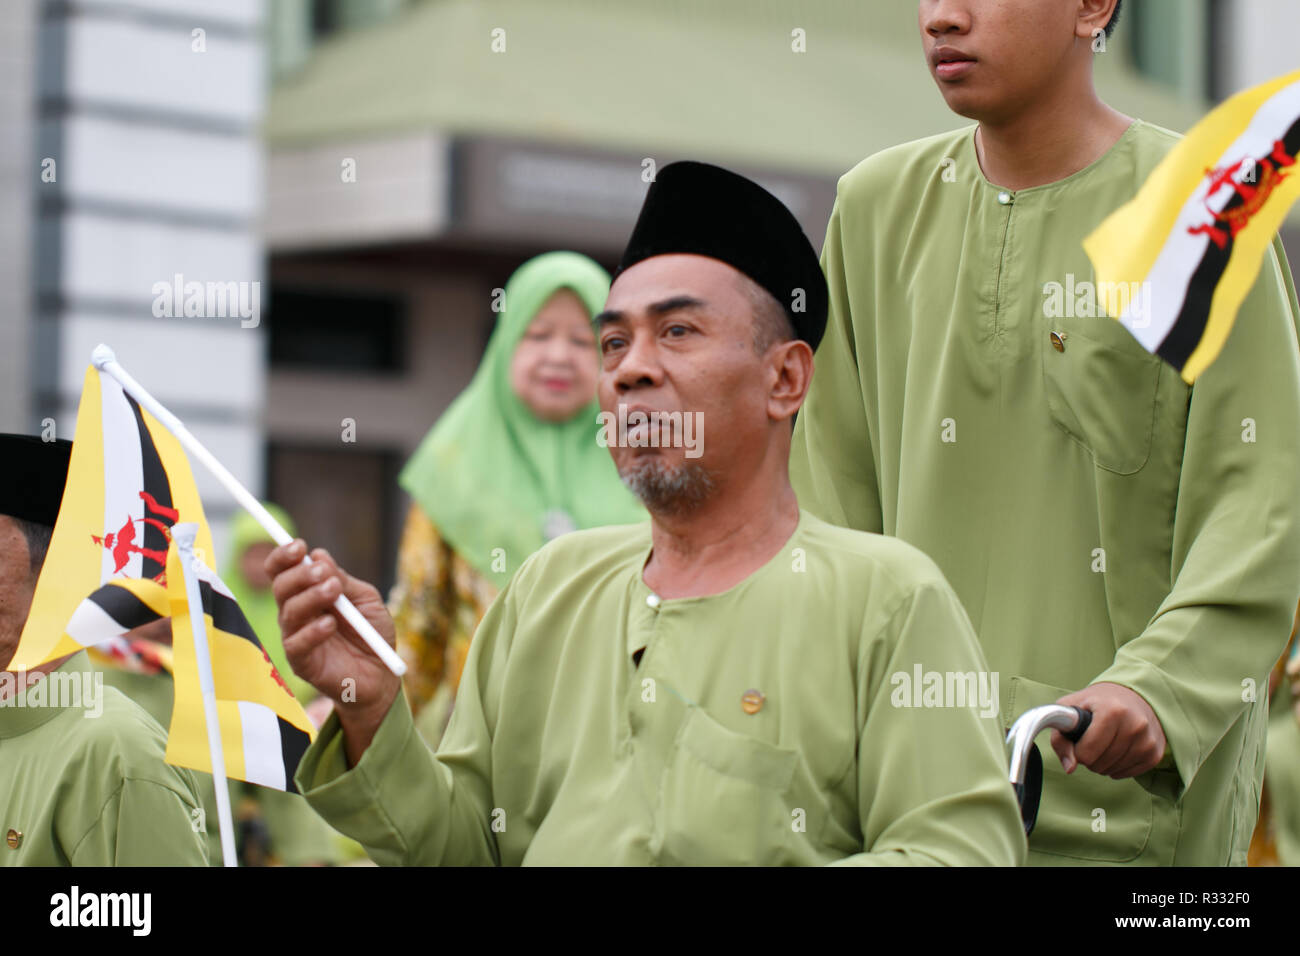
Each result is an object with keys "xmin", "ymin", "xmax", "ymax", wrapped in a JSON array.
[{"xmin": 1062, "ymin": 706, "xmax": 1092, "ymax": 743}]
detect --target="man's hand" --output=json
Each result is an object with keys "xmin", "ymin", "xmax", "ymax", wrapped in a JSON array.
[
  {"xmin": 267, "ymin": 540, "xmax": 401, "ymax": 766},
  {"xmin": 1050, "ymin": 682, "xmax": 1166, "ymax": 779}
]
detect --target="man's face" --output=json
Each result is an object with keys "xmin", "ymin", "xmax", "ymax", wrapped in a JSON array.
[
  {"xmin": 0, "ymin": 516, "xmax": 37, "ymax": 670},
  {"xmin": 597, "ymin": 254, "xmax": 786, "ymax": 515},
  {"xmin": 918, "ymin": 0, "xmax": 1091, "ymax": 123}
]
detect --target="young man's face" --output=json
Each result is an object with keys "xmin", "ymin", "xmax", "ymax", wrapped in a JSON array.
[{"xmin": 918, "ymin": 0, "xmax": 1109, "ymax": 123}]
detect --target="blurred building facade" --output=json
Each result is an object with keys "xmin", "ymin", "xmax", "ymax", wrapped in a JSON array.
[
  {"xmin": 3, "ymin": 0, "xmax": 266, "ymax": 561},
  {"xmin": 4, "ymin": 0, "xmax": 1296, "ymax": 588},
  {"xmin": 262, "ymin": 0, "xmax": 1260, "ymax": 592}
]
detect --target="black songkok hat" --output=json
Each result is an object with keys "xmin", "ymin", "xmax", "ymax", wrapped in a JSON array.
[
  {"xmin": 615, "ymin": 161, "xmax": 829, "ymax": 350},
  {"xmin": 0, "ymin": 434, "xmax": 73, "ymax": 527}
]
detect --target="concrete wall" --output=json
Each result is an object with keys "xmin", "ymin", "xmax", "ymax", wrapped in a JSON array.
[
  {"xmin": 34, "ymin": 0, "xmax": 267, "ymax": 561},
  {"xmin": 0, "ymin": 1, "xmax": 38, "ymax": 432}
]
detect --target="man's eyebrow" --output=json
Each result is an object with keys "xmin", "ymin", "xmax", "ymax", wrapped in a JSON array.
[
  {"xmin": 649, "ymin": 295, "xmax": 708, "ymax": 316},
  {"xmin": 594, "ymin": 295, "xmax": 709, "ymax": 328}
]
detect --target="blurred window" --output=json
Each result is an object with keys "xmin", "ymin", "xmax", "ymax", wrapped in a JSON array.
[
  {"xmin": 266, "ymin": 444, "xmax": 404, "ymax": 594},
  {"xmin": 267, "ymin": 288, "xmax": 408, "ymax": 373}
]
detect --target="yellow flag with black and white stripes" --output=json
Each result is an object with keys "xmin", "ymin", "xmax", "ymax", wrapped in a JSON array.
[
  {"xmin": 9, "ymin": 363, "xmax": 212, "ymax": 670},
  {"xmin": 164, "ymin": 534, "xmax": 314, "ymax": 792},
  {"xmin": 1084, "ymin": 69, "xmax": 1300, "ymax": 383},
  {"xmin": 10, "ymin": 361, "xmax": 313, "ymax": 791}
]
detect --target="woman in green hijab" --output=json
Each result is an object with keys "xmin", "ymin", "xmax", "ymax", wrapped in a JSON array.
[{"xmin": 390, "ymin": 251, "xmax": 645, "ymax": 746}]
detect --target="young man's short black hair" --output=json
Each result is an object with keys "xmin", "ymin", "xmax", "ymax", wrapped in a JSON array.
[{"xmin": 1104, "ymin": 0, "xmax": 1123, "ymax": 38}]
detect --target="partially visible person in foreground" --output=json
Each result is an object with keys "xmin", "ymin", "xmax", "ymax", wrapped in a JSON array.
[
  {"xmin": 390, "ymin": 251, "xmax": 644, "ymax": 748},
  {"xmin": 267, "ymin": 163, "xmax": 1027, "ymax": 866},
  {"xmin": 0, "ymin": 433, "xmax": 208, "ymax": 866}
]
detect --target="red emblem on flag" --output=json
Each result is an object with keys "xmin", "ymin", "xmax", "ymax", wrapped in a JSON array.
[
  {"xmin": 261, "ymin": 647, "xmax": 292, "ymax": 695},
  {"xmin": 1189, "ymin": 139, "xmax": 1296, "ymax": 249},
  {"xmin": 91, "ymin": 490, "xmax": 181, "ymax": 583}
]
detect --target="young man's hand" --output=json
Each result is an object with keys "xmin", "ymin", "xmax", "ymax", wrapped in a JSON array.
[{"xmin": 1050, "ymin": 682, "xmax": 1167, "ymax": 779}]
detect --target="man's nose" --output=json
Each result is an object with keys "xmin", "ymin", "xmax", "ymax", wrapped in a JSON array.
[
  {"xmin": 614, "ymin": 332, "xmax": 663, "ymax": 391},
  {"xmin": 923, "ymin": 0, "xmax": 970, "ymax": 36}
]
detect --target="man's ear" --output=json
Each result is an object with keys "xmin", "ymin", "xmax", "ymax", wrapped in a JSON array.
[
  {"xmin": 768, "ymin": 339, "xmax": 814, "ymax": 423},
  {"xmin": 1077, "ymin": 0, "xmax": 1118, "ymax": 42}
]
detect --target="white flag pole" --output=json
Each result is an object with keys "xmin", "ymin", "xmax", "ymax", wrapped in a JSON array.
[
  {"xmin": 90, "ymin": 344, "xmax": 406, "ymax": 677},
  {"xmin": 173, "ymin": 523, "xmax": 237, "ymax": 868}
]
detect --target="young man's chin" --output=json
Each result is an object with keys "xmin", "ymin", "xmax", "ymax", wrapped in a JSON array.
[{"xmin": 936, "ymin": 87, "xmax": 988, "ymax": 121}]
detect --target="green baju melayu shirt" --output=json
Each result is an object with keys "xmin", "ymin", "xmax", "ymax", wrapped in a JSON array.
[
  {"xmin": 790, "ymin": 120, "xmax": 1300, "ymax": 865},
  {"xmin": 296, "ymin": 511, "xmax": 1027, "ymax": 865},
  {"xmin": 0, "ymin": 652, "xmax": 209, "ymax": 865}
]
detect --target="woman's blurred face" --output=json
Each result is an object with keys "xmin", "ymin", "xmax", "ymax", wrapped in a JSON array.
[
  {"xmin": 241, "ymin": 541, "xmax": 275, "ymax": 590},
  {"xmin": 510, "ymin": 288, "xmax": 599, "ymax": 423}
]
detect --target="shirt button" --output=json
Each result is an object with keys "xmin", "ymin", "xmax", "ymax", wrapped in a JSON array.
[
  {"xmin": 646, "ymin": 594, "xmax": 661, "ymax": 609},
  {"xmin": 5, "ymin": 829, "xmax": 21, "ymax": 850},
  {"xmin": 1050, "ymin": 331, "xmax": 1067, "ymax": 352},
  {"xmin": 997, "ymin": 190, "xmax": 1013, "ymax": 205},
  {"xmin": 741, "ymin": 689, "xmax": 766, "ymax": 714}
]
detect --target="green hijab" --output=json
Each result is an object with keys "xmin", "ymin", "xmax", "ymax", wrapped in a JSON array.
[
  {"xmin": 221, "ymin": 503, "xmax": 317, "ymax": 702},
  {"xmin": 399, "ymin": 251, "xmax": 645, "ymax": 588}
]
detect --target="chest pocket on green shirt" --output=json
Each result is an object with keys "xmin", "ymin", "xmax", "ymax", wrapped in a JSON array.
[
  {"xmin": 1040, "ymin": 314, "xmax": 1162, "ymax": 475},
  {"xmin": 658, "ymin": 705, "xmax": 813, "ymax": 865}
]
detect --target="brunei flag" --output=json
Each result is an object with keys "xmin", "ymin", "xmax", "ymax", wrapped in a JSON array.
[
  {"xmin": 1084, "ymin": 69, "xmax": 1300, "ymax": 383},
  {"xmin": 165, "ymin": 531, "xmax": 313, "ymax": 792},
  {"xmin": 10, "ymin": 362, "xmax": 312, "ymax": 791},
  {"xmin": 9, "ymin": 363, "xmax": 207, "ymax": 670}
]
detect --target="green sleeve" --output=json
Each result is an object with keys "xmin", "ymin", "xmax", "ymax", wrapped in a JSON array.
[
  {"xmin": 833, "ymin": 579, "xmax": 1027, "ymax": 866},
  {"xmin": 1097, "ymin": 237, "xmax": 1300, "ymax": 798},
  {"xmin": 294, "ymin": 581, "xmax": 517, "ymax": 866},
  {"xmin": 69, "ymin": 775, "xmax": 210, "ymax": 866},
  {"xmin": 790, "ymin": 194, "xmax": 884, "ymax": 534},
  {"xmin": 253, "ymin": 786, "xmax": 348, "ymax": 866}
]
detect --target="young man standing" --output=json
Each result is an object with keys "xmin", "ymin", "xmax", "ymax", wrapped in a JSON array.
[{"xmin": 791, "ymin": 0, "xmax": 1300, "ymax": 864}]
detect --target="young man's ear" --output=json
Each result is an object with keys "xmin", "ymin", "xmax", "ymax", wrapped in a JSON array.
[{"xmin": 1078, "ymin": 0, "xmax": 1120, "ymax": 43}]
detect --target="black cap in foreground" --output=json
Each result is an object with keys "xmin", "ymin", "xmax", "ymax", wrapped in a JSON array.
[{"xmin": 0, "ymin": 434, "xmax": 73, "ymax": 526}]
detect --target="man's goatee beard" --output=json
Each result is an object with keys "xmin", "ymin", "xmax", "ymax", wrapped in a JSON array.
[{"xmin": 619, "ymin": 458, "xmax": 716, "ymax": 515}]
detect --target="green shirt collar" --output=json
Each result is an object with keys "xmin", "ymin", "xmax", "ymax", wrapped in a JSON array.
[{"xmin": 0, "ymin": 651, "xmax": 98, "ymax": 738}]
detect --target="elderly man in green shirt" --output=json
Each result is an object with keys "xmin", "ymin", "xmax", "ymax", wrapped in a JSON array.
[
  {"xmin": 790, "ymin": 0, "xmax": 1300, "ymax": 865},
  {"xmin": 0, "ymin": 434, "xmax": 209, "ymax": 866},
  {"xmin": 267, "ymin": 162, "xmax": 1027, "ymax": 866}
]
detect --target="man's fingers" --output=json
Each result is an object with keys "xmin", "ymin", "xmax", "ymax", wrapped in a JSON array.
[
  {"xmin": 1103, "ymin": 732, "xmax": 1163, "ymax": 779},
  {"xmin": 278, "ymin": 574, "xmax": 342, "ymax": 636},
  {"xmin": 337, "ymin": 564, "xmax": 383, "ymax": 608},
  {"xmin": 1050, "ymin": 730, "xmax": 1078, "ymax": 773},
  {"xmin": 271, "ymin": 546, "xmax": 341, "ymax": 608},
  {"xmin": 1074, "ymin": 711, "xmax": 1120, "ymax": 768},
  {"xmin": 1088, "ymin": 742, "xmax": 1127, "ymax": 777},
  {"xmin": 266, "ymin": 538, "xmax": 307, "ymax": 576},
  {"xmin": 281, "ymin": 615, "xmax": 337, "ymax": 668},
  {"xmin": 1106, "ymin": 754, "xmax": 1152, "ymax": 779}
]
